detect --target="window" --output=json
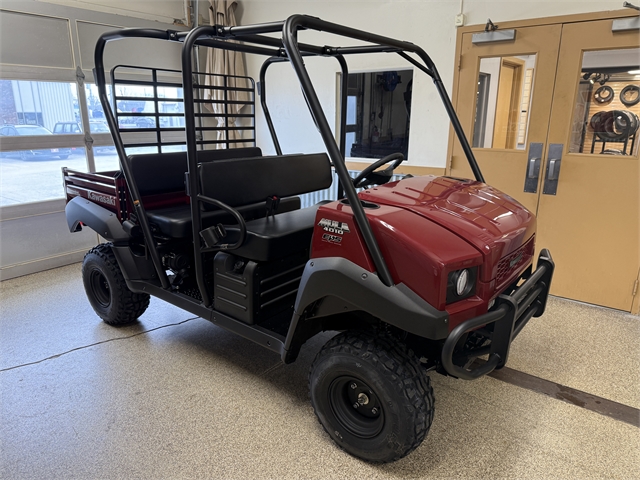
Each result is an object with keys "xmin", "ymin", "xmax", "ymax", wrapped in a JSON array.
[
  {"xmin": 568, "ymin": 48, "xmax": 639, "ymax": 156},
  {"xmin": 83, "ymin": 80, "xmax": 187, "ymax": 172},
  {"xmin": 472, "ymin": 73, "xmax": 491, "ymax": 148},
  {"xmin": 0, "ymin": 80, "xmax": 86, "ymax": 206},
  {"xmin": 344, "ymin": 70, "xmax": 413, "ymax": 159},
  {"xmin": 472, "ymin": 55, "xmax": 537, "ymax": 150}
]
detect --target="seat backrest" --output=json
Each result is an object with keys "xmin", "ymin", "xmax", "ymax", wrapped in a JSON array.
[
  {"xmin": 129, "ymin": 147, "xmax": 262, "ymax": 196},
  {"xmin": 198, "ymin": 153, "xmax": 332, "ymax": 209}
]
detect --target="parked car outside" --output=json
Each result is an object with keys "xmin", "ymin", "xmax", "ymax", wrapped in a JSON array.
[
  {"xmin": 52, "ymin": 121, "xmax": 116, "ymax": 155},
  {"xmin": 0, "ymin": 125, "xmax": 73, "ymax": 159},
  {"xmin": 117, "ymin": 116, "xmax": 155, "ymax": 129},
  {"xmin": 53, "ymin": 122, "xmax": 82, "ymax": 134}
]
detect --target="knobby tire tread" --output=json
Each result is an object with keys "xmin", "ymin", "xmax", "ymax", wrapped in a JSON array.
[
  {"xmin": 309, "ymin": 330, "xmax": 434, "ymax": 462},
  {"xmin": 84, "ymin": 243, "xmax": 150, "ymax": 325}
]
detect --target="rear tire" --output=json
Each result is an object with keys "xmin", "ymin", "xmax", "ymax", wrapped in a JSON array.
[
  {"xmin": 309, "ymin": 330, "xmax": 434, "ymax": 463},
  {"xmin": 82, "ymin": 243, "xmax": 150, "ymax": 325}
]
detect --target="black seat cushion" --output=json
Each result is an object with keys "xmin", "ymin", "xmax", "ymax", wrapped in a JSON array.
[
  {"xmin": 198, "ymin": 153, "xmax": 332, "ymax": 210},
  {"xmin": 231, "ymin": 205, "xmax": 321, "ymax": 262},
  {"xmin": 142, "ymin": 152, "xmax": 331, "ymax": 244},
  {"xmin": 130, "ymin": 147, "xmax": 263, "ymax": 196},
  {"xmin": 146, "ymin": 196, "xmax": 301, "ymax": 238}
]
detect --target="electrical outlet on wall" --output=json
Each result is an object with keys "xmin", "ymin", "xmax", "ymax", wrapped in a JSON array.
[{"xmin": 455, "ymin": 14, "xmax": 465, "ymax": 27}]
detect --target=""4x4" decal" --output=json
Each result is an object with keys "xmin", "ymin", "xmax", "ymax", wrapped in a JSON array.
[{"xmin": 318, "ymin": 218, "xmax": 350, "ymax": 245}]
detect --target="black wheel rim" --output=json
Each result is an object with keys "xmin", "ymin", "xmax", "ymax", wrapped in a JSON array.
[
  {"xmin": 328, "ymin": 376, "xmax": 384, "ymax": 438},
  {"xmin": 594, "ymin": 85, "xmax": 613, "ymax": 103},
  {"xmin": 89, "ymin": 269, "xmax": 111, "ymax": 307},
  {"xmin": 620, "ymin": 84, "xmax": 640, "ymax": 107}
]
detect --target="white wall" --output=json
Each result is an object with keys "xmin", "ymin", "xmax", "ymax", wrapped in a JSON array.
[
  {"xmin": 238, "ymin": 0, "xmax": 627, "ymax": 168},
  {"xmin": 33, "ymin": 0, "xmax": 188, "ymax": 24}
]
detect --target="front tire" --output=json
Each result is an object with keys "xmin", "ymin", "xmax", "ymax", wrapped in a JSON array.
[
  {"xmin": 309, "ymin": 330, "xmax": 434, "ymax": 463},
  {"xmin": 82, "ymin": 243, "xmax": 150, "ymax": 325}
]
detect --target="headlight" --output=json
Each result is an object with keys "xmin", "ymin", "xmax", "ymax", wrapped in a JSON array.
[
  {"xmin": 446, "ymin": 267, "xmax": 477, "ymax": 304},
  {"xmin": 456, "ymin": 269, "xmax": 469, "ymax": 296}
]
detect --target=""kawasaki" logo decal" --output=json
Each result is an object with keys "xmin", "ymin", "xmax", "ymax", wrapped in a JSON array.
[{"xmin": 89, "ymin": 191, "xmax": 116, "ymax": 206}]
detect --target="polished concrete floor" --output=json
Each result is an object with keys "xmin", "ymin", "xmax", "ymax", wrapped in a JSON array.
[{"xmin": 1, "ymin": 263, "xmax": 639, "ymax": 479}]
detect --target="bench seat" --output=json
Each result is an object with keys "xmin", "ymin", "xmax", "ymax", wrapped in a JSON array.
[
  {"xmin": 130, "ymin": 147, "xmax": 263, "ymax": 196},
  {"xmin": 128, "ymin": 149, "xmax": 333, "ymax": 261}
]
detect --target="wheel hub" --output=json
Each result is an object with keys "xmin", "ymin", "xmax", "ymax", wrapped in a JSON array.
[
  {"xmin": 329, "ymin": 376, "xmax": 384, "ymax": 438},
  {"xmin": 89, "ymin": 269, "xmax": 111, "ymax": 308}
]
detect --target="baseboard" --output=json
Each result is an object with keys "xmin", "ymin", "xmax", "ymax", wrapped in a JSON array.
[{"xmin": 0, "ymin": 249, "xmax": 86, "ymax": 281}]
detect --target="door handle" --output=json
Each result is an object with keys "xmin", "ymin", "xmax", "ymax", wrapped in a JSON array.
[
  {"xmin": 528, "ymin": 157, "xmax": 541, "ymax": 178},
  {"xmin": 524, "ymin": 142, "xmax": 543, "ymax": 193},
  {"xmin": 547, "ymin": 158, "xmax": 561, "ymax": 180},
  {"xmin": 543, "ymin": 143, "xmax": 564, "ymax": 195}
]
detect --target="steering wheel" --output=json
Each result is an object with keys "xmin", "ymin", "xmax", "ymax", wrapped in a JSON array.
[{"xmin": 352, "ymin": 153, "xmax": 405, "ymax": 189}]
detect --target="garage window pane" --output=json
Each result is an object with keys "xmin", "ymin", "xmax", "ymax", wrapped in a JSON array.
[
  {"xmin": 0, "ymin": 80, "xmax": 79, "ymax": 133},
  {"xmin": 85, "ymin": 83, "xmax": 112, "ymax": 129},
  {"xmin": 0, "ymin": 79, "xmax": 85, "ymax": 206},
  {"xmin": 0, "ymin": 148, "xmax": 87, "ymax": 206}
]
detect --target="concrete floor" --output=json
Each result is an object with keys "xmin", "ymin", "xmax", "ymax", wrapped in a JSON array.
[{"xmin": 1, "ymin": 263, "xmax": 639, "ymax": 479}]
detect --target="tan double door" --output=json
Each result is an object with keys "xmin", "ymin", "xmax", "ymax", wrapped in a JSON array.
[{"xmin": 449, "ymin": 11, "xmax": 640, "ymax": 313}]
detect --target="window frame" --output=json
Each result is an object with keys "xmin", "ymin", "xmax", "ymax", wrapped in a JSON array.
[{"xmin": 0, "ymin": 2, "xmax": 186, "ymax": 209}]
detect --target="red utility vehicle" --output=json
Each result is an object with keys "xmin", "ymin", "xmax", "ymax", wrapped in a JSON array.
[{"xmin": 63, "ymin": 16, "xmax": 554, "ymax": 463}]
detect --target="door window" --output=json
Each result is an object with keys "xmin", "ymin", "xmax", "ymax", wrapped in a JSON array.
[
  {"xmin": 472, "ymin": 55, "xmax": 537, "ymax": 150},
  {"xmin": 568, "ymin": 48, "xmax": 639, "ymax": 156}
]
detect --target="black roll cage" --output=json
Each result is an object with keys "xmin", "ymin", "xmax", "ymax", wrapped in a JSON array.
[{"xmin": 93, "ymin": 14, "xmax": 485, "ymax": 304}]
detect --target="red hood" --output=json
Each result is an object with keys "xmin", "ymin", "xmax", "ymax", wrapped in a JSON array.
[{"xmin": 358, "ymin": 175, "xmax": 536, "ymax": 282}]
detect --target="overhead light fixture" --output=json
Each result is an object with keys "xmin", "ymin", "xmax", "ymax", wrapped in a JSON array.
[{"xmin": 628, "ymin": 69, "xmax": 640, "ymax": 74}]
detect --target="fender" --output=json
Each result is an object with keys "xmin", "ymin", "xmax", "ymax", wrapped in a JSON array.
[
  {"xmin": 282, "ymin": 257, "xmax": 449, "ymax": 362},
  {"xmin": 65, "ymin": 196, "xmax": 129, "ymax": 244}
]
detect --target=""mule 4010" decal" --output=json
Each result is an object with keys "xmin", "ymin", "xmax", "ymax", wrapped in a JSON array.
[{"xmin": 318, "ymin": 218, "xmax": 350, "ymax": 244}]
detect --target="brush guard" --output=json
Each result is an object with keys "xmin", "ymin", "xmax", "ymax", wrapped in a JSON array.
[{"xmin": 441, "ymin": 249, "xmax": 555, "ymax": 380}]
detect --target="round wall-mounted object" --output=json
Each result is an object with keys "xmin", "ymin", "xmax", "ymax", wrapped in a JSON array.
[
  {"xmin": 590, "ymin": 110, "xmax": 632, "ymax": 141},
  {"xmin": 590, "ymin": 111, "xmax": 606, "ymax": 135},
  {"xmin": 614, "ymin": 110, "xmax": 639, "ymax": 136},
  {"xmin": 593, "ymin": 85, "xmax": 614, "ymax": 104},
  {"xmin": 619, "ymin": 85, "xmax": 639, "ymax": 107}
]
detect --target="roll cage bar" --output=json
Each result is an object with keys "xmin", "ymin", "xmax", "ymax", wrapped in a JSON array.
[{"xmin": 93, "ymin": 14, "xmax": 485, "ymax": 303}]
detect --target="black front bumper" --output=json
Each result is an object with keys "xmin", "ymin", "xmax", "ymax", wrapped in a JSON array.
[{"xmin": 441, "ymin": 249, "xmax": 555, "ymax": 380}]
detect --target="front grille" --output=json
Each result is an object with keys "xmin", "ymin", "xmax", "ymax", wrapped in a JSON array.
[{"xmin": 496, "ymin": 237, "xmax": 535, "ymax": 286}]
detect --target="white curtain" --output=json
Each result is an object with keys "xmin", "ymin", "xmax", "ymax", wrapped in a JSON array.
[{"xmin": 204, "ymin": 0, "xmax": 250, "ymax": 148}]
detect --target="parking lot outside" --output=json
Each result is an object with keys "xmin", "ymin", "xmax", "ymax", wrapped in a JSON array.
[{"xmin": 0, "ymin": 149, "xmax": 122, "ymax": 206}]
